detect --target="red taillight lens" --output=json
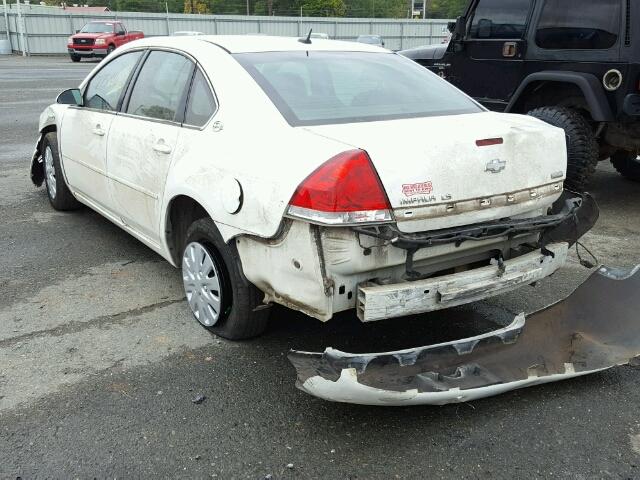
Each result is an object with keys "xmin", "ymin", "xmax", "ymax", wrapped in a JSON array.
[{"xmin": 287, "ymin": 149, "xmax": 393, "ymax": 225}]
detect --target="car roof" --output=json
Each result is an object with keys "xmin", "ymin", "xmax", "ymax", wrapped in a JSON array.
[{"xmin": 130, "ymin": 34, "xmax": 388, "ymax": 54}]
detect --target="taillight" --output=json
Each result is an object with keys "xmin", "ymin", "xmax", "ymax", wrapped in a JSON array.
[{"xmin": 287, "ymin": 149, "xmax": 393, "ymax": 225}]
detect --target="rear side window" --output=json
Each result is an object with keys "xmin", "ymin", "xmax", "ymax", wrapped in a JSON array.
[
  {"xmin": 469, "ymin": 0, "xmax": 532, "ymax": 39},
  {"xmin": 535, "ymin": 0, "xmax": 621, "ymax": 50},
  {"xmin": 84, "ymin": 50, "xmax": 142, "ymax": 111},
  {"xmin": 126, "ymin": 51, "xmax": 194, "ymax": 122},
  {"xmin": 234, "ymin": 51, "xmax": 482, "ymax": 126},
  {"xmin": 184, "ymin": 69, "xmax": 217, "ymax": 127}
]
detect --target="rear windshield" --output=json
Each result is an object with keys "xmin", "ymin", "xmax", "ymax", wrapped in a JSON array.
[
  {"xmin": 234, "ymin": 51, "xmax": 482, "ymax": 126},
  {"xmin": 80, "ymin": 23, "xmax": 114, "ymax": 33}
]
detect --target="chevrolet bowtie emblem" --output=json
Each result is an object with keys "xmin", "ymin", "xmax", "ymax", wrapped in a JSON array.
[{"xmin": 485, "ymin": 158, "xmax": 506, "ymax": 173}]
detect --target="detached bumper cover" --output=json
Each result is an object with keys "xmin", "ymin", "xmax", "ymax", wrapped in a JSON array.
[{"xmin": 289, "ymin": 264, "xmax": 640, "ymax": 406}]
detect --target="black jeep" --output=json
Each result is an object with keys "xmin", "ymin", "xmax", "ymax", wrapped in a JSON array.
[{"xmin": 401, "ymin": 0, "xmax": 640, "ymax": 191}]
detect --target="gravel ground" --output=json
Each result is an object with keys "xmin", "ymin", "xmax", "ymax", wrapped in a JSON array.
[{"xmin": 1, "ymin": 55, "xmax": 640, "ymax": 479}]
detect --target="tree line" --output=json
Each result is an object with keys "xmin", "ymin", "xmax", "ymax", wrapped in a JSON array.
[{"xmin": 56, "ymin": 0, "xmax": 467, "ymax": 17}]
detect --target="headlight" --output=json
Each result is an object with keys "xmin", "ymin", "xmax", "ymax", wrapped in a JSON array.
[
  {"xmin": 95, "ymin": 39, "xmax": 106, "ymax": 45},
  {"xmin": 67, "ymin": 36, "xmax": 73, "ymax": 43}
]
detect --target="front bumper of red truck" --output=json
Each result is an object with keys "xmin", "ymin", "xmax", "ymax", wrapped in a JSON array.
[{"xmin": 67, "ymin": 44, "xmax": 109, "ymax": 58}]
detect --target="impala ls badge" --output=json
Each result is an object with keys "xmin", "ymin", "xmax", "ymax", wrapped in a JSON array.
[{"xmin": 485, "ymin": 158, "xmax": 506, "ymax": 173}]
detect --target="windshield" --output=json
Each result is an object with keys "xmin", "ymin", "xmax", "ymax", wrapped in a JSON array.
[
  {"xmin": 80, "ymin": 23, "xmax": 114, "ymax": 33},
  {"xmin": 234, "ymin": 51, "xmax": 482, "ymax": 126}
]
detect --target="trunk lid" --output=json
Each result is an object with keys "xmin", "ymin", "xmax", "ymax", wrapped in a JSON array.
[{"xmin": 304, "ymin": 112, "xmax": 567, "ymax": 233}]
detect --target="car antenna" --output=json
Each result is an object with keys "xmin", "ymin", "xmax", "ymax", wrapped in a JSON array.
[{"xmin": 299, "ymin": 28, "xmax": 313, "ymax": 44}]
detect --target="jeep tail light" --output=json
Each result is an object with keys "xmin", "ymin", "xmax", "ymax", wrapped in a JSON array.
[{"xmin": 287, "ymin": 149, "xmax": 393, "ymax": 225}]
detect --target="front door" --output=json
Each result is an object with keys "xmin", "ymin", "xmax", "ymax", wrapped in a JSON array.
[
  {"xmin": 107, "ymin": 50, "xmax": 194, "ymax": 244},
  {"xmin": 447, "ymin": 0, "xmax": 533, "ymax": 111},
  {"xmin": 61, "ymin": 50, "xmax": 144, "ymax": 212}
]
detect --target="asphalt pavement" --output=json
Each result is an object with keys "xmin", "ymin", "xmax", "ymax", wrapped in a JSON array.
[{"xmin": 2, "ymin": 55, "xmax": 640, "ymax": 479}]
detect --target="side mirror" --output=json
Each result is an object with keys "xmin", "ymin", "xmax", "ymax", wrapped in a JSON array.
[
  {"xmin": 75, "ymin": 29, "xmax": 79, "ymax": 33},
  {"xmin": 447, "ymin": 21, "xmax": 457, "ymax": 34},
  {"xmin": 56, "ymin": 88, "xmax": 83, "ymax": 106},
  {"xmin": 116, "ymin": 31, "xmax": 124, "ymax": 36}
]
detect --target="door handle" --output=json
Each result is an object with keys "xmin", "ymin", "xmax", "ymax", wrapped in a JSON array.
[
  {"xmin": 502, "ymin": 42, "xmax": 518, "ymax": 58},
  {"xmin": 152, "ymin": 141, "xmax": 172, "ymax": 154},
  {"xmin": 92, "ymin": 125, "xmax": 105, "ymax": 136}
]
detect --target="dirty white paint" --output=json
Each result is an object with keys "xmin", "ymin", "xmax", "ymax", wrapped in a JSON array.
[
  {"xmin": 298, "ymin": 366, "xmax": 608, "ymax": 407},
  {"xmin": 358, "ymin": 243, "xmax": 568, "ymax": 321},
  {"xmin": 33, "ymin": 35, "xmax": 569, "ymax": 323},
  {"xmin": 306, "ymin": 113, "xmax": 567, "ymax": 233}
]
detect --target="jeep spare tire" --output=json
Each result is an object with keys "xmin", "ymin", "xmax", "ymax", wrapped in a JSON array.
[
  {"xmin": 611, "ymin": 151, "xmax": 640, "ymax": 182},
  {"xmin": 527, "ymin": 107, "xmax": 598, "ymax": 192}
]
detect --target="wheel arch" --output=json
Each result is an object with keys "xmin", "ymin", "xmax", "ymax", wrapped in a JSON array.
[
  {"xmin": 162, "ymin": 193, "xmax": 246, "ymax": 266},
  {"xmin": 164, "ymin": 195, "xmax": 210, "ymax": 266},
  {"xmin": 507, "ymin": 71, "xmax": 614, "ymax": 122},
  {"xmin": 31, "ymin": 124, "xmax": 57, "ymax": 187}
]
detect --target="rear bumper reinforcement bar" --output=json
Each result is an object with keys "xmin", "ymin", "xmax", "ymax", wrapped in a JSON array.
[
  {"xmin": 353, "ymin": 192, "xmax": 598, "ymax": 251},
  {"xmin": 289, "ymin": 264, "xmax": 640, "ymax": 406}
]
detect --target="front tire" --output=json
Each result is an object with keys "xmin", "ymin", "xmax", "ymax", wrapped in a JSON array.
[
  {"xmin": 182, "ymin": 218, "xmax": 269, "ymax": 340},
  {"xmin": 42, "ymin": 132, "xmax": 82, "ymax": 211},
  {"xmin": 527, "ymin": 106, "xmax": 599, "ymax": 192},
  {"xmin": 70, "ymin": 54, "xmax": 81, "ymax": 63},
  {"xmin": 106, "ymin": 45, "xmax": 115, "ymax": 55},
  {"xmin": 611, "ymin": 151, "xmax": 640, "ymax": 182}
]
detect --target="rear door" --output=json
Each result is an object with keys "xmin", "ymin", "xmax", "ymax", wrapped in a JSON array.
[
  {"xmin": 61, "ymin": 49, "xmax": 143, "ymax": 212},
  {"xmin": 449, "ymin": 0, "xmax": 533, "ymax": 110},
  {"xmin": 106, "ymin": 49, "xmax": 194, "ymax": 244}
]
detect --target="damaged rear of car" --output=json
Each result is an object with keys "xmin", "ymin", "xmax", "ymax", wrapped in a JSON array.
[
  {"xmin": 31, "ymin": 36, "xmax": 607, "ymax": 405},
  {"xmin": 233, "ymin": 50, "xmax": 598, "ymax": 324},
  {"xmin": 289, "ymin": 265, "xmax": 640, "ymax": 406}
]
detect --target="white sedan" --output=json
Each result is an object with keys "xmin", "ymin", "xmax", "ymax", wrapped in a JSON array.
[{"xmin": 31, "ymin": 35, "xmax": 594, "ymax": 340}]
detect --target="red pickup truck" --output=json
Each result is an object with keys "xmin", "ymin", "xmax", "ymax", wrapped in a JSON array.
[{"xmin": 67, "ymin": 21, "xmax": 144, "ymax": 62}]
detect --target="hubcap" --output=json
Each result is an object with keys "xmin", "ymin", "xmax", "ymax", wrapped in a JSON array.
[
  {"xmin": 182, "ymin": 242, "xmax": 223, "ymax": 327},
  {"xmin": 44, "ymin": 146, "xmax": 56, "ymax": 199}
]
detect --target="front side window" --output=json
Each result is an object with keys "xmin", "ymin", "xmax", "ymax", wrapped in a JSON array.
[
  {"xmin": 234, "ymin": 51, "xmax": 482, "ymax": 126},
  {"xmin": 184, "ymin": 69, "xmax": 217, "ymax": 127},
  {"xmin": 126, "ymin": 51, "xmax": 194, "ymax": 122},
  {"xmin": 84, "ymin": 50, "xmax": 143, "ymax": 111},
  {"xmin": 469, "ymin": 0, "xmax": 532, "ymax": 39},
  {"xmin": 535, "ymin": 0, "xmax": 620, "ymax": 50}
]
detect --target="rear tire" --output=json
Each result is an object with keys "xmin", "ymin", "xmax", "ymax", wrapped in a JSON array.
[
  {"xmin": 42, "ymin": 132, "xmax": 82, "ymax": 211},
  {"xmin": 70, "ymin": 55, "xmax": 81, "ymax": 62},
  {"xmin": 182, "ymin": 218, "xmax": 269, "ymax": 340},
  {"xmin": 527, "ymin": 106, "xmax": 598, "ymax": 192},
  {"xmin": 611, "ymin": 151, "xmax": 640, "ymax": 182}
]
